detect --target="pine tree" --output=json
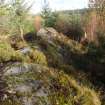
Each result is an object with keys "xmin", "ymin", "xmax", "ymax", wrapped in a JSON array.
[{"xmin": 41, "ymin": 0, "xmax": 57, "ymax": 27}]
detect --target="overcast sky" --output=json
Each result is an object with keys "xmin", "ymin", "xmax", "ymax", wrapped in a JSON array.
[{"xmin": 30, "ymin": 0, "xmax": 88, "ymax": 14}]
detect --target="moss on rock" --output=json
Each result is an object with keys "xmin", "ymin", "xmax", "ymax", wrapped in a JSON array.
[
  {"xmin": 0, "ymin": 42, "xmax": 25, "ymax": 63},
  {"xmin": 3, "ymin": 63, "xmax": 101, "ymax": 105}
]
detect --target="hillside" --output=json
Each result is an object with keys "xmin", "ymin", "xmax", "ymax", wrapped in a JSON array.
[
  {"xmin": 0, "ymin": 28, "xmax": 103, "ymax": 105},
  {"xmin": 56, "ymin": 8, "xmax": 90, "ymax": 15}
]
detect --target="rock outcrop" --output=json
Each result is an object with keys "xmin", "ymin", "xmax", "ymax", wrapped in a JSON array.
[
  {"xmin": 0, "ymin": 28, "xmax": 102, "ymax": 105},
  {"xmin": 37, "ymin": 28, "xmax": 58, "ymax": 40},
  {"xmin": 1, "ymin": 63, "xmax": 101, "ymax": 105}
]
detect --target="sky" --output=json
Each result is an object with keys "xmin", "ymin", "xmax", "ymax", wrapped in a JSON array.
[{"xmin": 30, "ymin": 0, "xmax": 89, "ymax": 14}]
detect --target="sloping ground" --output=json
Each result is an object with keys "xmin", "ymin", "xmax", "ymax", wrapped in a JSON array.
[
  {"xmin": 0, "ymin": 28, "xmax": 102, "ymax": 105},
  {"xmin": 1, "ymin": 63, "xmax": 101, "ymax": 105},
  {"xmin": 33, "ymin": 28, "xmax": 105, "ymax": 87},
  {"xmin": 28, "ymin": 28, "xmax": 87, "ymax": 68}
]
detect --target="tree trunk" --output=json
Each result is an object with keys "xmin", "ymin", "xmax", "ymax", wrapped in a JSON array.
[{"xmin": 20, "ymin": 27, "xmax": 25, "ymax": 42}]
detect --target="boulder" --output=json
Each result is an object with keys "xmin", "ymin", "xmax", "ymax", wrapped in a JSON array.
[
  {"xmin": 2, "ymin": 63, "xmax": 101, "ymax": 105},
  {"xmin": 4, "ymin": 63, "xmax": 30, "ymax": 76},
  {"xmin": 19, "ymin": 47, "xmax": 31, "ymax": 54},
  {"xmin": 37, "ymin": 28, "xmax": 58, "ymax": 39},
  {"xmin": 3, "ymin": 63, "xmax": 50, "ymax": 105},
  {"xmin": 4, "ymin": 63, "xmax": 43, "ymax": 76}
]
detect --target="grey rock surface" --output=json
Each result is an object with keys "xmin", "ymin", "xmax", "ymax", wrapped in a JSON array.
[
  {"xmin": 3, "ymin": 63, "xmax": 50, "ymax": 105},
  {"xmin": 37, "ymin": 28, "xmax": 58, "ymax": 39}
]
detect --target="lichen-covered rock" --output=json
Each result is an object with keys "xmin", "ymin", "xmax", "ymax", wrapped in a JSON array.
[
  {"xmin": 3, "ymin": 63, "xmax": 51, "ymax": 105},
  {"xmin": 19, "ymin": 47, "xmax": 31, "ymax": 54},
  {"xmin": 4, "ymin": 63, "xmax": 31, "ymax": 76},
  {"xmin": 1, "ymin": 63, "xmax": 101, "ymax": 105},
  {"xmin": 4, "ymin": 63, "xmax": 45, "ymax": 76},
  {"xmin": 37, "ymin": 28, "xmax": 58, "ymax": 42}
]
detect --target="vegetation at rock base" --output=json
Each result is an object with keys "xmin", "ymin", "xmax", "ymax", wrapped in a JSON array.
[
  {"xmin": 0, "ymin": 40, "xmax": 48, "ymax": 66},
  {"xmin": 0, "ymin": 41, "xmax": 25, "ymax": 63},
  {"xmin": 28, "ymin": 49, "xmax": 48, "ymax": 65}
]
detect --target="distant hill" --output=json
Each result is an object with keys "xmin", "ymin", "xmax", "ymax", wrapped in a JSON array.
[{"xmin": 56, "ymin": 8, "xmax": 90, "ymax": 15}]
